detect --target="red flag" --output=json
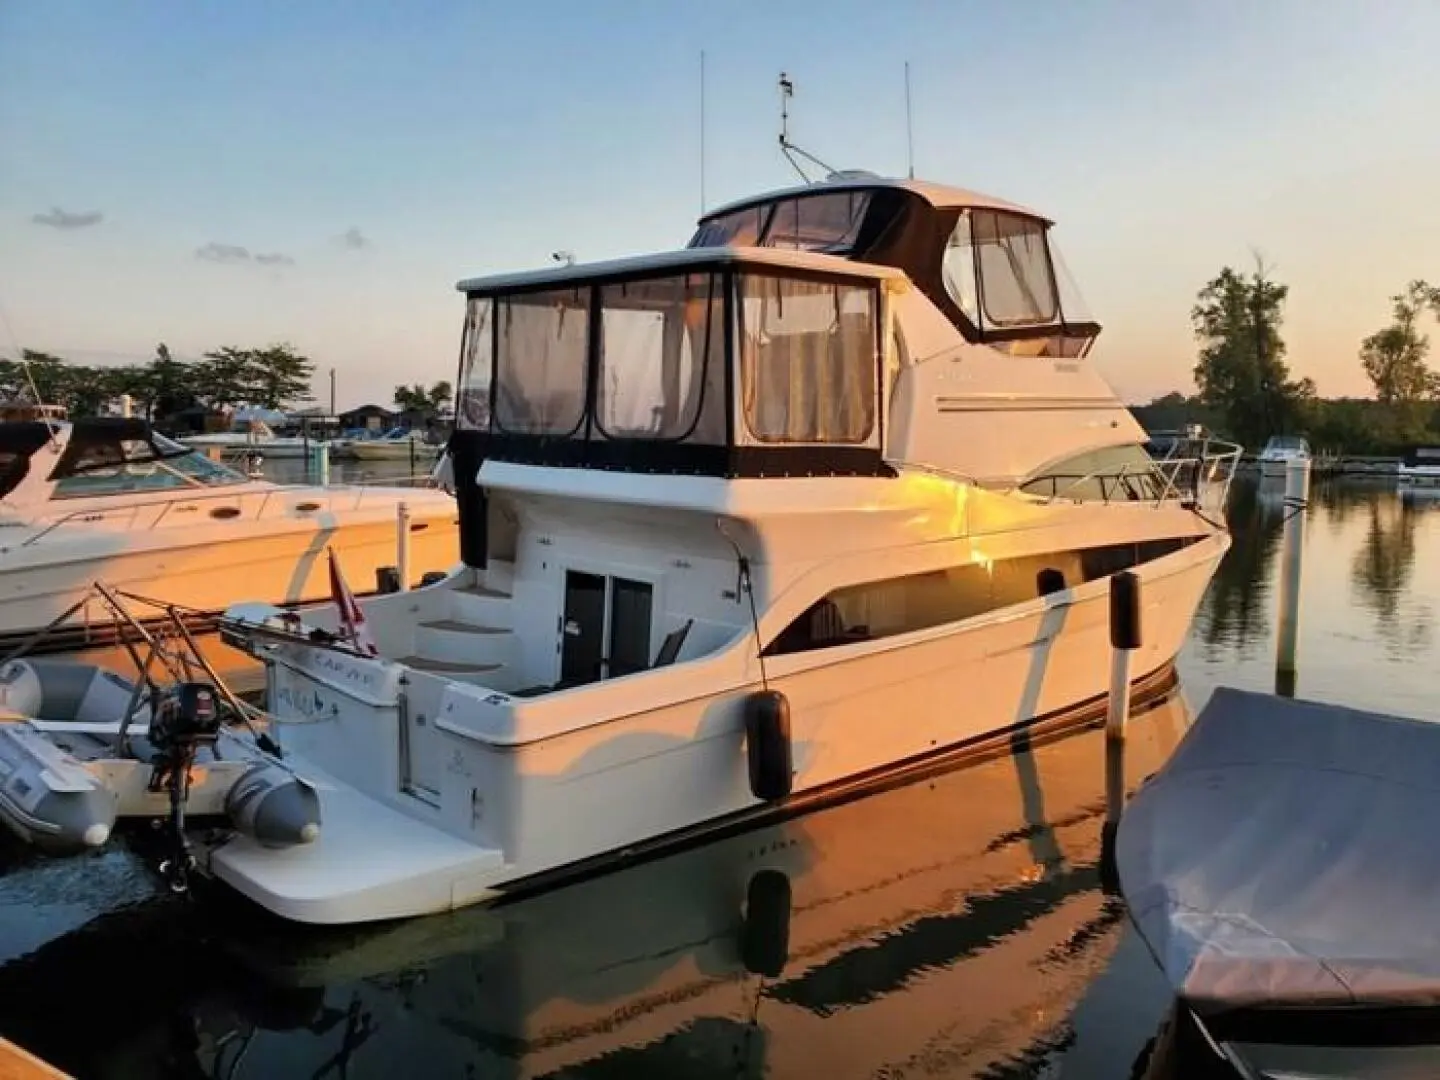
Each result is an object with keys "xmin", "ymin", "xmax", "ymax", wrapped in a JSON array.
[{"xmin": 327, "ymin": 548, "xmax": 379, "ymax": 657}]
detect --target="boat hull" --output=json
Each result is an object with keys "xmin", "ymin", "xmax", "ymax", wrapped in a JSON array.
[
  {"xmin": 0, "ymin": 506, "xmax": 459, "ymax": 655},
  {"xmin": 210, "ymin": 532, "xmax": 1225, "ymax": 924}
]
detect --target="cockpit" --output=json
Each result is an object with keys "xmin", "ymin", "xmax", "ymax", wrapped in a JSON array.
[{"xmin": 688, "ymin": 177, "xmax": 1100, "ymax": 359}]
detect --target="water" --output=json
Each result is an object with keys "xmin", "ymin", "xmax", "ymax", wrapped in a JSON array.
[{"xmin": 3, "ymin": 475, "xmax": 1438, "ymax": 1079}]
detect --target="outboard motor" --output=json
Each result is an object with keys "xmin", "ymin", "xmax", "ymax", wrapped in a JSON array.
[{"xmin": 147, "ymin": 682, "xmax": 224, "ymax": 893}]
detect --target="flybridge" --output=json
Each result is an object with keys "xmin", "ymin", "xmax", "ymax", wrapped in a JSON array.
[{"xmin": 451, "ymin": 246, "xmax": 904, "ymax": 481}]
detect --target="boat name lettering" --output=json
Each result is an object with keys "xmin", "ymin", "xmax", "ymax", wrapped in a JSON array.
[
  {"xmin": 482, "ymin": 693, "xmax": 510, "ymax": 706},
  {"xmin": 309, "ymin": 652, "xmax": 379, "ymax": 688}
]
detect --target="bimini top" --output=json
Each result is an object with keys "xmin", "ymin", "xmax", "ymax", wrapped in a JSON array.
[
  {"xmin": 686, "ymin": 173, "xmax": 1098, "ymax": 355},
  {"xmin": 701, "ymin": 174, "xmax": 1050, "ymax": 225},
  {"xmin": 456, "ymin": 244, "xmax": 907, "ymax": 296}
]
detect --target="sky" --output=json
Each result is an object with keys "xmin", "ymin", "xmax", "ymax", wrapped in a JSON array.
[{"xmin": 2, "ymin": 1, "xmax": 1438, "ymax": 411}]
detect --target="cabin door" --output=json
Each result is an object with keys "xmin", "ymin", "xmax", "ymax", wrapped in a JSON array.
[
  {"xmin": 561, "ymin": 571, "xmax": 607, "ymax": 686},
  {"xmin": 559, "ymin": 572, "xmax": 655, "ymax": 686}
]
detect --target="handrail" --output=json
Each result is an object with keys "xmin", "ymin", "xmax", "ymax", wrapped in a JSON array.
[{"xmin": 11, "ymin": 476, "xmax": 447, "ymax": 551}]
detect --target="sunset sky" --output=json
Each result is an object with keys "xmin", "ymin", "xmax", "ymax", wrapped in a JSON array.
[{"xmin": 2, "ymin": 1, "xmax": 1437, "ymax": 410}]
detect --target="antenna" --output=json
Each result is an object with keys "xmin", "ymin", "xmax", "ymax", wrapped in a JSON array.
[
  {"xmin": 904, "ymin": 61, "xmax": 915, "ymax": 179},
  {"xmin": 776, "ymin": 72, "xmax": 835, "ymax": 184},
  {"xmin": 699, "ymin": 50, "xmax": 707, "ymax": 214}
]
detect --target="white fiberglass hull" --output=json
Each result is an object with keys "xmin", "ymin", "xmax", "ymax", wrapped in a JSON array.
[
  {"xmin": 209, "ymin": 532, "xmax": 1226, "ymax": 925},
  {"xmin": 0, "ymin": 496, "xmax": 459, "ymax": 651},
  {"xmin": 1258, "ymin": 456, "xmax": 1306, "ymax": 478},
  {"xmin": 349, "ymin": 442, "xmax": 440, "ymax": 461}
]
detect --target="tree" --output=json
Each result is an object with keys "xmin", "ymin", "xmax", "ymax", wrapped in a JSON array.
[
  {"xmin": 393, "ymin": 381, "xmax": 453, "ymax": 417},
  {"xmin": 197, "ymin": 343, "xmax": 314, "ymax": 410},
  {"xmin": 1191, "ymin": 257, "xmax": 1312, "ymax": 449},
  {"xmin": 1360, "ymin": 280, "xmax": 1440, "ymax": 405}
]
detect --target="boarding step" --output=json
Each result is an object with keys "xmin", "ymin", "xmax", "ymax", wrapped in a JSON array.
[
  {"xmin": 449, "ymin": 582, "xmax": 513, "ymax": 629},
  {"xmin": 414, "ymin": 619, "xmax": 514, "ymax": 667},
  {"xmin": 399, "ymin": 654, "xmax": 505, "ymax": 687}
]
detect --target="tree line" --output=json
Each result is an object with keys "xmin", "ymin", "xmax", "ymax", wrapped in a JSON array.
[
  {"xmin": 1136, "ymin": 264, "xmax": 1440, "ymax": 455},
  {"xmin": 0, "ymin": 343, "xmax": 315, "ymax": 422}
]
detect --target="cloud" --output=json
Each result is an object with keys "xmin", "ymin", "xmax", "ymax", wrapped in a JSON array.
[
  {"xmin": 338, "ymin": 226, "xmax": 370, "ymax": 250},
  {"xmin": 32, "ymin": 207, "xmax": 104, "ymax": 230},
  {"xmin": 195, "ymin": 242, "xmax": 294, "ymax": 267}
]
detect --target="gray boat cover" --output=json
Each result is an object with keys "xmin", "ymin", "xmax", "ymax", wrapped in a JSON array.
[{"xmin": 1117, "ymin": 686, "xmax": 1440, "ymax": 1017}]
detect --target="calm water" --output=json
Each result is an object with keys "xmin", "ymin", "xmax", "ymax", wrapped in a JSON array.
[{"xmin": 2, "ymin": 475, "xmax": 1438, "ymax": 1079}]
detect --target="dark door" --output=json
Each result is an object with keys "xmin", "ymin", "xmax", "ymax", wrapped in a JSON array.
[
  {"xmin": 560, "ymin": 571, "xmax": 606, "ymax": 687},
  {"xmin": 608, "ymin": 578, "xmax": 654, "ymax": 678}
]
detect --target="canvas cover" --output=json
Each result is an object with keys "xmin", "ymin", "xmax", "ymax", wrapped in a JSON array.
[{"xmin": 1118, "ymin": 686, "xmax": 1440, "ymax": 1017}]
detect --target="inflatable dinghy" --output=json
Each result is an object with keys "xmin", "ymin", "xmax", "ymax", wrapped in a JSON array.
[{"xmin": 0, "ymin": 661, "xmax": 321, "ymax": 863}]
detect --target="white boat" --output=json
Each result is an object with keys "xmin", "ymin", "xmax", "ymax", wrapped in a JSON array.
[
  {"xmin": 1397, "ymin": 445, "xmax": 1440, "ymax": 490},
  {"xmin": 209, "ymin": 172, "xmax": 1240, "ymax": 925},
  {"xmin": 183, "ymin": 417, "xmax": 326, "ymax": 460},
  {"xmin": 0, "ymin": 415, "xmax": 459, "ymax": 655},
  {"xmin": 1256, "ymin": 434, "xmax": 1310, "ymax": 478},
  {"xmin": 348, "ymin": 427, "xmax": 442, "ymax": 462}
]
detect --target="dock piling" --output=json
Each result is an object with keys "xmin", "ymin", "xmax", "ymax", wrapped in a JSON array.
[
  {"xmin": 396, "ymin": 501, "xmax": 411, "ymax": 591},
  {"xmin": 1106, "ymin": 570, "xmax": 1142, "ymax": 742},
  {"xmin": 1101, "ymin": 570, "xmax": 1141, "ymax": 892},
  {"xmin": 1275, "ymin": 458, "xmax": 1310, "ymax": 697}
]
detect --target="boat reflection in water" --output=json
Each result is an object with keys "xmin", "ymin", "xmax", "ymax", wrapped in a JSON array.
[{"xmin": 0, "ymin": 678, "xmax": 1194, "ymax": 1079}]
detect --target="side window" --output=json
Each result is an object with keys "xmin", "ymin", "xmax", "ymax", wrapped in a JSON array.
[
  {"xmin": 941, "ymin": 211, "xmax": 981, "ymax": 328},
  {"xmin": 1018, "ymin": 445, "xmax": 1163, "ymax": 502},
  {"xmin": 737, "ymin": 275, "xmax": 877, "ymax": 444}
]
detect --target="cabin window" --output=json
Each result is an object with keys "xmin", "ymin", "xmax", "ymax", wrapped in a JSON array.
[
  {"xmin": 943, "ymin": 210, "xmax": 1060, "ymax": 332},
  {"xmin": 941, "ymin": 212, "xmax": 982, "ymax": 327},
  {"xmin": 456, "ymin": 297, "xmax": 493, "ymax": 431},
  {"xmin": 1018, "ymin": 445, "xmax": 1165, "ymax": 503},
  {"xmin": 492, "ymin": 287, "xmax": 590, "ymax": 437},
  {"xmin": 973, "ymin": 211, "xmax": 1058, "ymax": 327},
  {"xmin": 596, "ymin": 273, "xmax": 726, "ymax": 442},
  {"xmin": 737, "ymin": 274, "xmax": 877, "ymax": 444},
  {"xmin": 689, "ymin": 207, "xmax": 766, "ymax": 248},
  {"xmin": 765, "ymin": 536, "xmax": 1201, "ymax": 656},
  {"xmin": 763, "ymin": 192, "xmax": 871, "ymax": 253}
]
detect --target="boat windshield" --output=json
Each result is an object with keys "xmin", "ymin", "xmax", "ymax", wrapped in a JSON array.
[
  {"xmin": 1265, "ymin": 435, "xmax": 1309, "ymax": 452},
  {"xmin": 48, "ymin": 422, "xmax": 249, "ymax": 499}
]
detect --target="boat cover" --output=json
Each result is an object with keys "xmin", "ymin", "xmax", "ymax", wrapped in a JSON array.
[{"xmin": 1117, "ymin": 686, "xmax": 1440, "ymax": 1017}]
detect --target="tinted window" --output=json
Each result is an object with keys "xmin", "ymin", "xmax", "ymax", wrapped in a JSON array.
[{"xmin": 764, "ymin": 537, "xmax": 1200, "ymax": 656}]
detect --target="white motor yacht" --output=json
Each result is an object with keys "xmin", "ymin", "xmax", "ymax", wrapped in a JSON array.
[
  {"xmin": 1256, "ymin": 434, "xmax": 1310, "ymax": 478},
  {"xmin": 212, "ymin": 173, "xmax": 1239, "ymax": 925},
  {"xmin": 0, "ymin": 414, "xmax": 458, "ymax": 655}
]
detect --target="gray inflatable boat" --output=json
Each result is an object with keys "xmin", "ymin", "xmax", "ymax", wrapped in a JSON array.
[{"xmin": 0, "ymin": 658, "xmax": 321, "ymax": 856}]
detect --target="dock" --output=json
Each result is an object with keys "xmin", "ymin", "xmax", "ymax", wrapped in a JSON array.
[{"xmin": 0, "ymin": 1038, "xmax": 70, "ymax": 1080}]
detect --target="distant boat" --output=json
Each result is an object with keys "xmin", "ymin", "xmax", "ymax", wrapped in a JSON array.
[
  {"xmin": 1256, "ymin": 434, "xmax": 1310, "ymax": 478},
  {"xmin": 182, "ymin": 417, "xmax": 327, "ymax": 460},
  {"xmin": 1397, "ymin": 445, "xmax": 1440, "ymax": 490},
  {"xmin": 347, "ymin": 427, "xmax": 441, "ymax": 462},
  {"xmin": 0, "ymin": 414, "xmax": 458, "ymax": 655}
]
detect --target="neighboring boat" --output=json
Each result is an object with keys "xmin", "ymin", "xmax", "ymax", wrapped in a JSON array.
[
  {"xmin": 0, "ymin": 415, "xmax": 458, "ymax": 655},
  {"xmin": 209, "ymin": 172, "xmax": 1240, "ymax": 925},
  {"xmin": 1256, "ymin": 434, "xmax": 1310, "ymax": 478},
  {"xmin": 1118, "ymin": 686, "xmax": 1440, "ymax": 1078},
  {"xmin": 1397, "ymin": 445, "xmax": 1440, "ymax": 490},
  {"xmin": 348, "ymin": 427, "xmax": 441, "ymax": 462},
  {"xmin": 183, "ymin": 417, "xmax": 326, "ymax": 460}
]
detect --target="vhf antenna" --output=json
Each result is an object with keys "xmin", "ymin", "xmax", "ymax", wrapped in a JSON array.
[{"xmin": 777, "ymin": 72, "xmax": 835, "ymax": 184}]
